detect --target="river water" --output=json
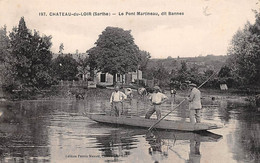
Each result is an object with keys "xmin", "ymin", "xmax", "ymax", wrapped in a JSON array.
[{"xmin": 0, "ymin": 90, "xmax": 259, "ymax": 163}]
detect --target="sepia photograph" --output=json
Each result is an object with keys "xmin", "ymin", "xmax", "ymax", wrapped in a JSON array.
[{"xmin": 0, "ymin": 0, "xmax": 259, "ymax": 162}]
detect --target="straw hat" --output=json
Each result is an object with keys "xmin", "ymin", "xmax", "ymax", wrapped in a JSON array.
[
  {"xmin": 153, "ymin": 86, "xmax": 161, "ymax": 91},
  {"xmin": 189, "ymin": 83, "xmax": 197, "ymax": 87}
]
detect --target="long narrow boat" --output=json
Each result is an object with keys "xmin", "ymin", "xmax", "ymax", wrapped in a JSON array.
[{"xmin": 85, "ymin": 113, "xmax": 223, "ymax": 131}]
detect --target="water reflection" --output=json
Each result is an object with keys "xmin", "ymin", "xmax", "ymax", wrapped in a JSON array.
[
  {"xmin": 89, "ymin": 124, "xmax": 222, "ymax": 163},
  {"xmin": 228, "ymin": 106, "xmax": 260, "ymax": 163},
  {"xmin": 0, "ymin": 93, "xmax": 258, "ymax": 162},
  {"xmin": 0, "ymin": 101, "xmax": 51, "ymax": 162},
  {"xmin": 147, "ymin": 130, "xmax": 222, "ymax": 163}
]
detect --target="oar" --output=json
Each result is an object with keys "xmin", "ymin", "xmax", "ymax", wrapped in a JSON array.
[{"xmin": 148, "ymin": 70, "xmax": 219, "ymax": 131}]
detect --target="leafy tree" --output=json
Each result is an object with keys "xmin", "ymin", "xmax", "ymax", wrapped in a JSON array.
[
  {"xmin": 59, "ymin": 43, "xmax": 64, "ymax": 54},
  {"xmin": 204, "ymin": 69, "xmax": 214, "ymax": 77},
  {"xmin": 179, "ymin": 61, "xmax": 188, "ymax": 73},
  {"xmin": 0, "ymin": 26, "xmax": 16, "ymax": 94},
  {"xmin": 170, "ymin": 61, "xmax": 206, "ymax": 86},
  {"xmin": 190, "ymin": 64, "xmax": 199, "ymax": 74},
  {"xmin": 52, "ymin": 54, "xmax": 78, "ymax": 81},
  {"xmin": 77, "ymin": 54, "xmax": 89, "ymax": 81},
  {"xmin": 87, "ymin": 27, "xmax": 141, "ymax": 84},
  {"xmin": 153, "ymin": 63, "xmax": 169, "ymax": 80},
  {"xmin": 0, "ymin": 26, "xmax": 10, "ymax": 63},
  {"xmin": 227, "ymin": 11, "xmax": 260, "ymax": 86},
  {"xmin": 6, "ymin": 17, "xmax": 54, "ymax": 94},
  {"xmin": 152, "ymin": 63, "xmax": 170, "ymax": 87},
  {"xmin": 218, "ymin": 65, "xmax": 232, "ymax": 78},
  {"xmin": 139, "ymin": 50, "xmax": 151, "ymax": 71},
  {"xmin": 174, "ymin": 61, "xmax": 189, "ymax": 82}
]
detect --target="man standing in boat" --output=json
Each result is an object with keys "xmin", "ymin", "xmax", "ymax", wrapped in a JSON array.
[
  {"xmin": 145, "ymin": 86, "xmax": 168, "ymax": 120},
  {"xmin": 110, "ymin": 85, "xmax": 127, "ymax": 116},
  {"xmin": 188, "ymin": 83, "xmax": 202, "ymax": 124}
]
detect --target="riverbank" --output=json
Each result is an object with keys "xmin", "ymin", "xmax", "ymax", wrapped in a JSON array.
[
  {"xmin": 2, "ymin": 85, "xmax": 259, "ymax": 110},
  {"xmin": 37, "ymin": 87, "xmax": 258, "ymax": 109}
]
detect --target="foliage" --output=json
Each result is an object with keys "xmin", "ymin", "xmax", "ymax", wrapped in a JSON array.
[
  {"xmin": 173, "ymin": 61, "xmax": 189, "ymax": 82},
  {"xmin": 204, "ymin": 69, "xmax": 214, "ymax": 77},
  {"xmin": 77, "ymin": 54, "xmax": 89, "ymax": 80},
  {"xmin": 0, "ymin": 26, "xmax": 10, "ymax": 63},
  {"xmin": 0, "ymin": 26, "xmax": 13, "ymax": 94},
  {"xmin": 142, "ymin": 63, "xmax": 170, "ymax": 87},
  {"xmin": 139, "ymin": 50, "xmax": 151, "ymax": 71},
  {"xmin": 153, "ymin": 63, "xmax": 170, "ymax": 87},
  {"xmin": 170, "ymin": 61, "xmax": 210, "ymax": 88},
  {"xmin": 51, "ymin": 54, "xmax": 78, "ymax": 81},
  {"xmin": 59, "ymin": 43, "xmax": 64, "ymax": 54},
  {"xmin": 87, "ymin": 27, "xmax": 141, "ymax": 83},
  {"xmin": 2, "ymin": 17, "xmax": 55, "ymax": 98},
  {"xmin": 227, "ymin": 11, "xmax": 260, "ymax": 86},
  {"xmin": 218, "ymin": 65, "xmax": 232, "ymax": 78}
]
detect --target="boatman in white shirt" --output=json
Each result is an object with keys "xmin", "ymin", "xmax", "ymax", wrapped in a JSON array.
[
  {"xmin": 145, "ymin": 86, "xmax": 168, "ymax": 120},
  {"xmin": 188, "ymin": 83, "xmax": 202, "ymax": 124},
  {"xmin": 110, "ymin": 85, "xmax": 127, "ymax": 116}
]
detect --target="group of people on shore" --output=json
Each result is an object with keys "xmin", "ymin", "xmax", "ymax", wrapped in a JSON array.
[{"xmin": 110, "ymin": 83, "xmax": 202, "ymax": 124}]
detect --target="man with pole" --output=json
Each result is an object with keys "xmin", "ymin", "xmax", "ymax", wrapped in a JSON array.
[
  {"xmin": 148, "ymin": 71, "xmax": 218, "ymax": 131},
  {"xmin": 188, "ymin": 83, "xmax": 202, "ymax": 124},
  {"xmin": 145, "ymin": 86, "xmax": 168, "ymax": 120}
]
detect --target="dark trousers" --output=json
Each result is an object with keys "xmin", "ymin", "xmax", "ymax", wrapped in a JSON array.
[{"xmin": 145, "ymin": 104, "xmax": 161, "ymax": 120}]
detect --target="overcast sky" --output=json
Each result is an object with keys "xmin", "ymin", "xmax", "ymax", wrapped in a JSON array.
[{"xmin": 0, "ymin": 0, "xmax": 259, "ymax": 58}]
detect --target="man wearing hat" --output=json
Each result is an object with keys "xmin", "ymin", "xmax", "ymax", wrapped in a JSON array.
[
  {"xmin": 188, "ymin": 83, "xmax": 202, "ymax": 124},
  {"xmin": 145, "ymin": 86, "xmax": 168, "ymax": 120},
  {"xmin": 110, "ymin": 85, "xmax": 127, "ymax": 116}
]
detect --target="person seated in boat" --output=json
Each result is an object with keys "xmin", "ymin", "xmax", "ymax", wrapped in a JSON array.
[
  {"xmin": 188, "ymin": 83, "xmax": 202, "ymax": 124},
  {"xmin": 110, "ymin": 85, "xmax": 127, "ymax": 116},
  {"xmin": 145, "ymin": 86, "xmax": 168, "ymax": 120}
]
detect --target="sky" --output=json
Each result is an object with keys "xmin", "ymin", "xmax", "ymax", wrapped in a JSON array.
[{"xmin": 0, "ymin": 0, "xmax": 259, "ymax": 58}]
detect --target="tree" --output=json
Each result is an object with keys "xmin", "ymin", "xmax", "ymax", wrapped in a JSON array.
[
  {"xmin": 6, "ymin": 17, "xmax": 54, "ymax": 93},
  {"xmin": 175, "ymin": 61, "xmax": 189, "ymax": 82},
  {"xmin": 52, "ymin": 54, "xmax": 78, "ymax": 81},
  {"xmin": 139, "ymin": 50, "xmax": 151, "ymax": 71},
  {"xmin": 153, "ymin": 63, "xmax": 170, "ymax": 87},
  {"xmin": 59, "ymin": 43, "xmax": 64, "ymax": 54},
  {"xmin": 227, "ymin": 11, "xmax": 260, "ymax": 86},
  {"xmin": 0, "ymin": 26, "xmax": 10, "ymax": 63},
  {"xmin": 218, "ymin": 66, "xmax": 232, "ymax": 78},
  {"xmin": 179, "ymin": 61, "xmax": 188, "ymax": 73},
  {"xmin": 204, "ymin": 69, "xmax": 214, "ymax": 77},
  {"xmin": 87, "ymin": 27, "xmax": 141, "ymax": 84},
  {"xmin": 77, "ymin": 54, "xmax": 89, "ymax": 81},
  {"xmin": 0, "ymin": 26, "xmax": 11, "ymax": 94}
]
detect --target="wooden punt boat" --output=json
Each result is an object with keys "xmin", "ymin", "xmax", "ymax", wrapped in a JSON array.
[{"xmin": 85, "ymin": 113, "xmax": 223, "ymax": 131}]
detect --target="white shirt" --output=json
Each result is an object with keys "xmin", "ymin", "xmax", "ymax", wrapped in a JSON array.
[
  {"xmin": 149, "ymin": 92, "xmax": 168, "ymax": 104},
  {"xmin": 189, "ymin": 88, "xmax": 202, "ymax": 109},
  {"xmin": 110, "ymin": 91, "xmax": 127, "ymax": 103}
]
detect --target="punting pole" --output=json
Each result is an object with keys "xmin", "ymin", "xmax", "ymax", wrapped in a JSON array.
[{"xmin": 148, "ymin": 71, "xmax": 219, "ymax": 131}]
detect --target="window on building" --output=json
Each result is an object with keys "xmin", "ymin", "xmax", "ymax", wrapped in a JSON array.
[
  {"xmin": 100, "ymin": 73, "xmax": 106, "ymax": 82},
  {"xmin": 117, "ymin": 74, "xmax": 120, "ymax": 82}
]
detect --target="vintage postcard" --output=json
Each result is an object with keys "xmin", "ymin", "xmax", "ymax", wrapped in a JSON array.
[{"xmin": 0, "ymin": 0, "xmax": 259, "ymax": 162}]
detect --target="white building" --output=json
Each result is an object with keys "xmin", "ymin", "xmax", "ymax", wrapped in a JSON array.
[{"xmin": 96, "ymin": 70, "xmax": 142, "ymax": 86}]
